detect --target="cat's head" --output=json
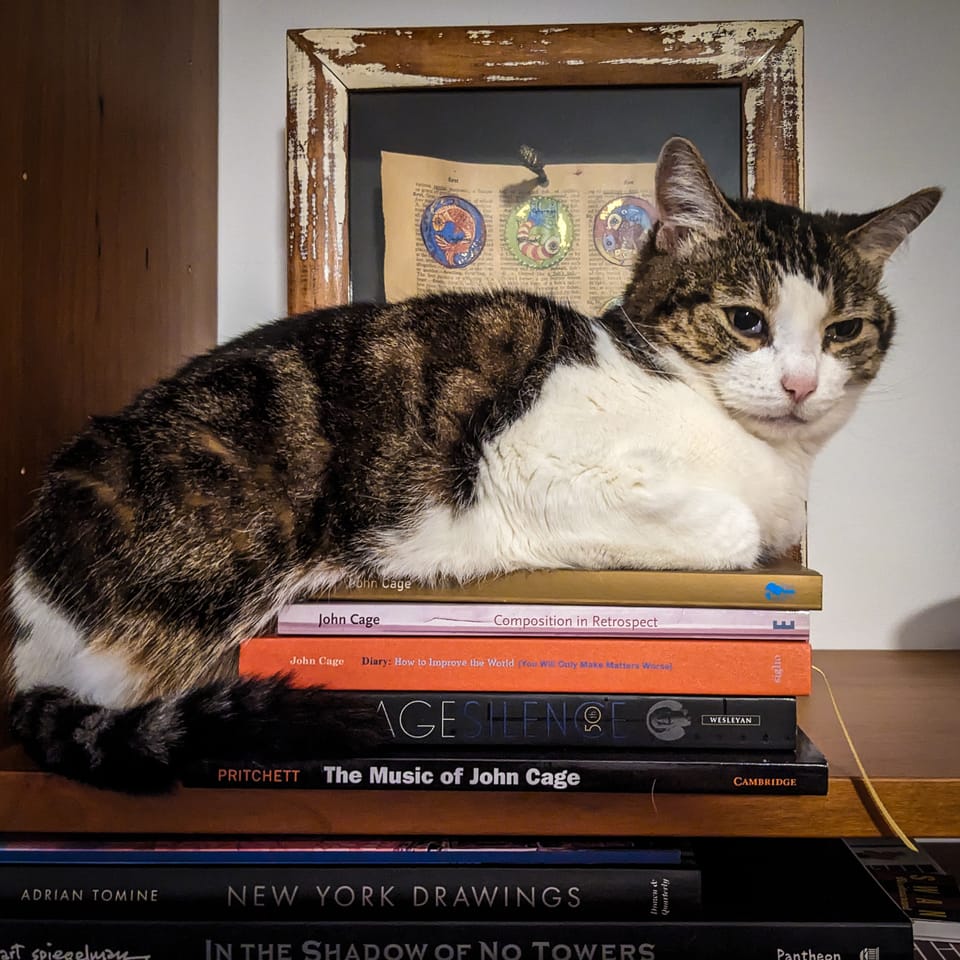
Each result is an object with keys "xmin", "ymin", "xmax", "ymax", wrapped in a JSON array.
[{"xmin": 621, "ymin": 137, "xmax": 941, "ymax": 446}]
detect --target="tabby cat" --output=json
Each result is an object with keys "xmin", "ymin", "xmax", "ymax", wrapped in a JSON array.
[{"xmin": 7, "ymin": 138, "xmax": 940, "ymax": 792}]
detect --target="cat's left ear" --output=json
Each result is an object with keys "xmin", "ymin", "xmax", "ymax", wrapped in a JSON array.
[
  {"xmin": 654, "ymin": 137, "xmax": 740, "ymax": 254},
  {"xmin": 845, "ymin": 188, "xmax": 942, "ymax": 266}
]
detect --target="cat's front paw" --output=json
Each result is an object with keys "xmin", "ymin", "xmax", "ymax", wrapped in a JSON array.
[
  {"xmin": 623, "ymin": 486, "xmax": 762, "ymax": 570},
  {"xmin": 691, "ymin": 492, "xmax": 763, "ymax": 569}
]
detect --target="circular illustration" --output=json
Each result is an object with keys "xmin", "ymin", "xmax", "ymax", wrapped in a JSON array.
[
  {"xmin": 505, "ymin": 196, "xmax": 573, "ymax": 269},
  {"xmin": 420, "ymin": 196, "xmax": 486, "ymax": 268},
  {"xmin": 593, "ymin": 196, "xmax": 657, "ymax": 267}
]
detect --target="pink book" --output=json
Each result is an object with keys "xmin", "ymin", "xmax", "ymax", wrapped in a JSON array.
[{"xmin": 276, "ymin": 601, "xmax": 809, "ymax": 639}]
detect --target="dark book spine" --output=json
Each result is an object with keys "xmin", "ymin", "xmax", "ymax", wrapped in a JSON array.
[
  {"xmin": 0, "ymin": 917, "xmax": 913, "ymax": 960},
  {"xmin": 356, "ymin": 693, "xmax": 797, "ymax": 750},
  {"xmin": 5, "ymin": 865, "xmax": 700, "ymax": 920},
  {"xmin": 183, "ymin": 751, "xmax": 826, "ymax": 795}
]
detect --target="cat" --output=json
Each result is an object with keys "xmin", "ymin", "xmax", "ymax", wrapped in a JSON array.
[{"xmin": 6, "ymin": 137, "xmax": 940, "ymax": 792}]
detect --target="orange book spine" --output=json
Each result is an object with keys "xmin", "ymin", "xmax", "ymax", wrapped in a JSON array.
[{"xmin": 239, "ymin": 635, "xmax": 811, "ymax": 695}]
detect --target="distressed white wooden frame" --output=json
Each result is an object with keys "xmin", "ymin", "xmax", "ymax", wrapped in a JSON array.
[{"xmin": 287, "ymin": 21, "xmax": 803, "ymax": 313}]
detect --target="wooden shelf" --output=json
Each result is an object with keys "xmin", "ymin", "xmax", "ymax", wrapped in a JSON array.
[{"xmin": 1, "ymin": 650, "xmax": 958, "ymax": 837}]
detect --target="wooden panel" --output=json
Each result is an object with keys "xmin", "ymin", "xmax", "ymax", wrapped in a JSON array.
[
  {"xmin": 0, "ymin": 4, "xmax": 30, "ymax": 654},
  {"xmin": 1, "ymin": 651, "xmax": 957, "ymax": 837},
  {"xmin": 0, "ymin": 0, "xmax": 218, "ymax": 682},
  {"xmin": 287, "ymin": 20, "xmax": 803, "ymax": 313}
]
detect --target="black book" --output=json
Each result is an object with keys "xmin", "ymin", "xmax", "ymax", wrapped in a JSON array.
[
  {"xmin": 182, "ymin": 727, "xmax": 826, "ymax": 795},
  {"xmin": 7, "ymin": 863, "xmax": 700, "ymax": 921},
  {"xmin": 0, "ymin": 839, "xmax": 913, "ymax": 959},
  {"xmin": 358, "ymin": 692, "xmax": 797, "ymax": 750}
]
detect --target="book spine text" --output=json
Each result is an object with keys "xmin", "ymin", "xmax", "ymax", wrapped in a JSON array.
[
  {"xmin": 239, "ymin": 636, "xmax": 812, "ymax": 695},
  {"xmin": 7, "ymin": 865, "xmax": 700, "ymax": 920},
  {"xmin": 276, "ymin": 602, "xmax": 810, "ymax": 639},
  {"xmin": 276, "ymin": 692, "xmax": 797, "ymax": 750},
  {"xmin": 0, "ymin": 917, "xmax": 912, "ymax": 960},
  {"xmin": 183, "ymin": 751, "xmax": 827, "ymax": 795}
]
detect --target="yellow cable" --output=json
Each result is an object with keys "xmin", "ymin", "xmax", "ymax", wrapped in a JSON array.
[{"xmin": 812, "ymin": 664, "xmax": 917, "ymax": 852}]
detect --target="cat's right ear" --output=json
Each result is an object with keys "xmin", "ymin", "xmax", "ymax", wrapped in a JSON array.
[
  {"xmin": 844, "ymin": 187, "xmax": 943, "ymax": 267},
  {"xmin": 654, "ymin": 137, "xmax": 739, "ymax": 254}
]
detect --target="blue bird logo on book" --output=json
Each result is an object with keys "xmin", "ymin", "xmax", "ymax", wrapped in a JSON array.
[{"xmin": 765, "ymin": 581, "xmax": 797, "ymax": 601}]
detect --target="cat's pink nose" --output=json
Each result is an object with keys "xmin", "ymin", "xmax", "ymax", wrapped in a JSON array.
[{"xmin": 781, "ymin": 371, "xmax": 818, "ymax": 404}]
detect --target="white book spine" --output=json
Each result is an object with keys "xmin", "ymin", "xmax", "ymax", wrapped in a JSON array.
[{"xmin": 276, "ymin": 602, "xmax": 809, "ymax": 638}]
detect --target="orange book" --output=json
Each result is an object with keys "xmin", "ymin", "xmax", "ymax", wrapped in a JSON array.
[{"xmin": 239, "ymin": 635, "xmax": 811, "ymax": 696}]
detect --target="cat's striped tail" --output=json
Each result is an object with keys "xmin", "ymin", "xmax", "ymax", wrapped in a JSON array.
[{"xmin": 8, "ymin": 675, "xmax": 382, "ymax": 793}]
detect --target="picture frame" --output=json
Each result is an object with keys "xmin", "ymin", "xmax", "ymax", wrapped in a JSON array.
[{"xmin": 286, "ymin": 20, "xmax": 803, "ymax": 314}]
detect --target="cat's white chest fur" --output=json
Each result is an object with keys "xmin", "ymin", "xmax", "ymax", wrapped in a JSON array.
[{"xmin": 373, "ymin": 325, "xmax": 812, "ymax": 579}]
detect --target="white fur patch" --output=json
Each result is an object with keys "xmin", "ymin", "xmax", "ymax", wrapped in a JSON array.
[
  {"xmin": 773, "ymin": 274, "xmax": 830, "ymax": 354},
  {"xmin": 10, "ymin": 565, "xmax": 141, "ymax": 708},
  {"xmin": 372, "ymin": 324, "xmax": 814, "ymax": 577}
]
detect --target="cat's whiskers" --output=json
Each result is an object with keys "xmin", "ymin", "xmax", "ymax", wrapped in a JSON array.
[
  {"xmin": 617, "ymin": 305, "xmax": 663, "ymax": 356},
  {"xmin": 616, "ymin": 306, "xmax": 674, "ymax": 377}
]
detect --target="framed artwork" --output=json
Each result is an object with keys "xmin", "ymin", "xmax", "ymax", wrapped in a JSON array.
[{"xmin": 286, "ymin": 21, "xmax": 803, "ymax": 313}]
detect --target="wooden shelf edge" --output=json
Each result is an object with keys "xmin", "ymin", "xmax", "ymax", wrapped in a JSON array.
[{"xmin": 3, "ymin": 771, "xmax": 958, "ymax": 838}]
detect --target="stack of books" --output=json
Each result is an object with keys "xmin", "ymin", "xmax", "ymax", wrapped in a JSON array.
[
  {"xmin": 0, "ymin": 834, "xmax": 917, "ymax": 956},
  {"xmin": 185, "ymin": 560, "xmax": 827, "ymax": 794}
]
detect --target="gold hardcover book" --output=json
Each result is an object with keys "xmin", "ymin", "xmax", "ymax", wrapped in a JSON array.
[{"xmin": 322, "ymin": 561, "xmax": 822, "ymax": 610}]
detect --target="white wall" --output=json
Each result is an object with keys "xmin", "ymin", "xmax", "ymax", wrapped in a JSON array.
[{"xmin": 220, "ymin": 0, "xmax": 960, "ymax": 650}]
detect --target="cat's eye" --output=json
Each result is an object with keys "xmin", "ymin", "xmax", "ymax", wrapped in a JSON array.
[
  {"xmin": 825, "ymin": 318, "xmax": 864, "ymax": 343},
  {"xmin": 725, "ymin": 307, "xmax": 767, "ymax": 338}
]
